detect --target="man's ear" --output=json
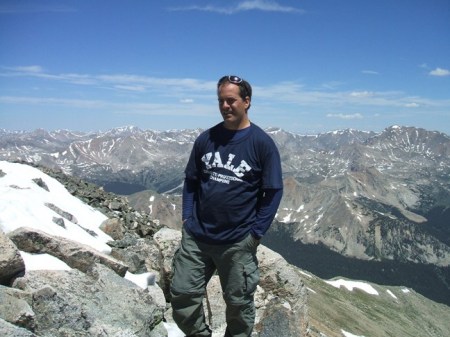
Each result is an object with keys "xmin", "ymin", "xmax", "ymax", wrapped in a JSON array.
[{"xmin": 244, "ymin": 96, "xmax": 251, "ymax": 110}]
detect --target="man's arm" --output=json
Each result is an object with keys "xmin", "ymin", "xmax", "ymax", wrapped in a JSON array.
[
  {"xmin": 251, "ymin": 188, "xmax": 283, "ymax": 239},
  {"xmin": 182, "ymin": 178, "xmax": 197, "ymax": 222}
]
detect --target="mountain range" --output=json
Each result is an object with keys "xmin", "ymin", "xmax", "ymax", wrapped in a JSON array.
[{"xmin": 1, "ymin": 124, "xmax": 449, "ymax": 306}]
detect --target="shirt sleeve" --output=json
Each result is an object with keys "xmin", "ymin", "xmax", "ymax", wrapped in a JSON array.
[
  {"xmin": 251, "ymin": 188, "xmax": 283, "ymax": 239},
  {"xmin": 182, "ymin": 177, "xmax": 197, "ymax": 221},
  {"xmin": 261, "ymin": 138, "xmax": 283, "ymax": 190}
]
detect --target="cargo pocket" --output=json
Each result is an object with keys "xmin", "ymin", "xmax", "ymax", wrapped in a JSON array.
[
  {"xmin": 243, "ymin": 260, "xmax": 260, "ymax": 296},
  {"xmin": 171, "ymin": 229, "xmax": 184, "ymax": 279}
]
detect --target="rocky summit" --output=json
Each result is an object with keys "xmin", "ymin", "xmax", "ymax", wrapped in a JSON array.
[
  {"xmin": 0, "ymin": 161, "xmax": 310, "ymax": 336},
  {"xmin": 1, "ymin": 161, "xmax": 450, "ymax": 336},
  {"xmin": 1, "ymin": 124, "xmax": 449, "ymax": 306}
]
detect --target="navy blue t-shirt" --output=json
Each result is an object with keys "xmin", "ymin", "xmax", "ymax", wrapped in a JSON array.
[{"xmin": 184, "ymin": 122, "xmax": 283, "ymax": 244}]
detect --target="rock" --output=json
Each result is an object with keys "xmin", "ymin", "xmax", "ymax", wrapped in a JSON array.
[
  {"xmin": 148, "ymin": 321, "xmax": 168, "ymax": 337},
  {"xmin": 45, "ymin": 202, "xmax": 78, "ymax": 224},
  {"xmin": 0, "ymin": 318, "xmax": 37, "ymax": 337},
  {"xmin": 108, "ymin": 231, "xmax": 140, "ymax": 248},
  {"xmin": 7, "ymin": 227, "xmax": 128, "ymax": 277},
  {"xmin": 257, "ymin": 297, "xmax": 305, "ymax": 337},
  {"xmin": 255, "ymin": 245, "xmax": 309, "ymax": 335},
  {"xmin": 147, "ymin": 283, "xmax": 167, "ymax": 311},
  {"xmin": 156, "ymin": 228, "xmax": 309, "ymax": 336},
  {"xmin": 100, "ymin": 218, "xmax": 126, "ymax": 240},
  {"xmin": 204, "ymin": 275, "xmax": 227, "ymax": 333},
  {"xmin": 11, "ymin": 263, "xmax": 164, "ymax": 337},
  {"xmin": 32, "ymin": 177, "xmax": 49, "ymax": 192},
  {"xmin": 0, "ymin": 162, "xmax": 312, "ymax": 336},
  {"xmin": 153, "ymin": 228, "xmax": 182, "ymax": 300},
  {"xmin": 258, "ymin": 245, "xmax": 307, "ymax": 302},
  {"xmin": 0, "ymin": 230, "xmax": 25, "ymax": 285},
  {"xmin": 0, "ymin": 286, "xmax": 35, "ymax": 331},
  {"xmin": 110, "ymin": 237, "xmax": 161, "ymax": 275}
]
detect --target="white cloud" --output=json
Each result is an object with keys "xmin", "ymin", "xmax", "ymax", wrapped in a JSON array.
[
  {"xmin": 169, "ymin": 0, "xmax": 303, "ymax": 14},
  {"xmin": 361, "ymin": 70, "xmax": 379, "ymax": 75},
  {"xmin": 3, "ymin": 66, "xmax": 450, "ymax": 125},
  {"xmin": 320, "ymin": 81, "xmax": 344, "ymax": 90},
  {"xmin": 405, "ymin": 102, "xmax": 419, "ymax": 108},
  {"xmin": 349, "ymin": 91, "xmax": 373, "ymax": 98},
  {"xmin": 180, "ymin": 98, "xmax": 194, "ymax": 103},
  {"xmin": 326, "ymin": 113, "xmax": 363, "ymax": 120},
  {"xmin": 0, "ymin": 66, "xmax": 214, "ymax": 94},
  {"xmin": 237, "ymin": 0, "xmax": 303, "ymax": 13},
  {"xmin": 114, "ymin": 85, "xmax": 147, "ymax": 92},
  {"xmin": 3, "ymin": 65, "xmax": 44, "ymax": 73},
  {"xmin": 0, "ymin": 95, "xmax": 214, "ymax": 117},
  {"xmin": 0, "ymin": 96, "xmax": 114, "ymax": 110},
  {"xmin": 429, "ymin": 67, "xmax": 450, "ymax": 77}
]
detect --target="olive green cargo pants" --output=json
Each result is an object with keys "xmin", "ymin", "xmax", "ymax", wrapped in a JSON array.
[{"xmin": 170, "ymin": 228, "xmax": 260, "ymax": 337}]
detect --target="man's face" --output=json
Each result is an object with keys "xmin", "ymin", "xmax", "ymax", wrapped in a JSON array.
[{"xmin": 217, "ymin": 83, "xmax": 251, "ymax": 130}]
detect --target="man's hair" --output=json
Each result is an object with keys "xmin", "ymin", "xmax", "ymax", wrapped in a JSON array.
[{"xmin": 217, "ymin": 75, "xmax": 252, "ymax": 101}]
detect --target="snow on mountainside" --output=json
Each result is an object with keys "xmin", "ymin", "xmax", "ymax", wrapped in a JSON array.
[
  {"xmin": 0, "ymin": 160, "xmax": 185, "ymax": 336},
  {"xmin": 0, "ymin": 127, "xmax": 199, "ymax": 188},
  {"xmin": 0, "ymin": 161, "xmax": 112, "ymax": 253}
]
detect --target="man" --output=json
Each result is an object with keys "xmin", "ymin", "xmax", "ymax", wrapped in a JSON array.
[{"xmin": 170, "ymin": 75, "xmax": 283, "ymax": 337}]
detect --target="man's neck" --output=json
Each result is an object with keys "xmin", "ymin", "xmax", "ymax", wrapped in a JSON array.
[{"xmin": 223, "ymin": 120, "xmax": 251, "ymax": 130}]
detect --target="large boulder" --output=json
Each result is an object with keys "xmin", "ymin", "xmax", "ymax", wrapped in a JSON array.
[
  {"xmin": 153, "ymin": 227, "xmax": 182, "ymax": 300},
  {"xmin": 256, "ymin": 245, "xmax": 309, "ymax": 335},
  {"xmin": 11, "ymin": 263, "xmax": 164, "ymax": 337},
  {"xmin": 0, "ymin": 230, "xmax": 25, "ymax": 285},
  {"xmin": 7, "ymin": 227, "xmax": 127, "ymax": 277}
]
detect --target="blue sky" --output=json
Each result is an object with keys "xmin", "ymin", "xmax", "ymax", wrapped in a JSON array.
[{"xmin": 1, "ymin": 0, "xmax": 449, "ymax": 135}]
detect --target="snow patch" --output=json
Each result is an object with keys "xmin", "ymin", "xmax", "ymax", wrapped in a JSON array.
[{"xmin": 326, "ymin": 279, "xmax": 379, "ymax": 295}]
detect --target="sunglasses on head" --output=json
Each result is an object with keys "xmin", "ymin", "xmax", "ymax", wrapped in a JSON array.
[
  {"xmin": 218, "ymin": 75, "xmax": 243, "ymax": 86},
  {"xmin": 217, "ymin": 75, "xmax": 251, "ymax": 99},
  {"xmin": 227, "ymin": 75, "xmax": 243, "ymax": 84}
]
